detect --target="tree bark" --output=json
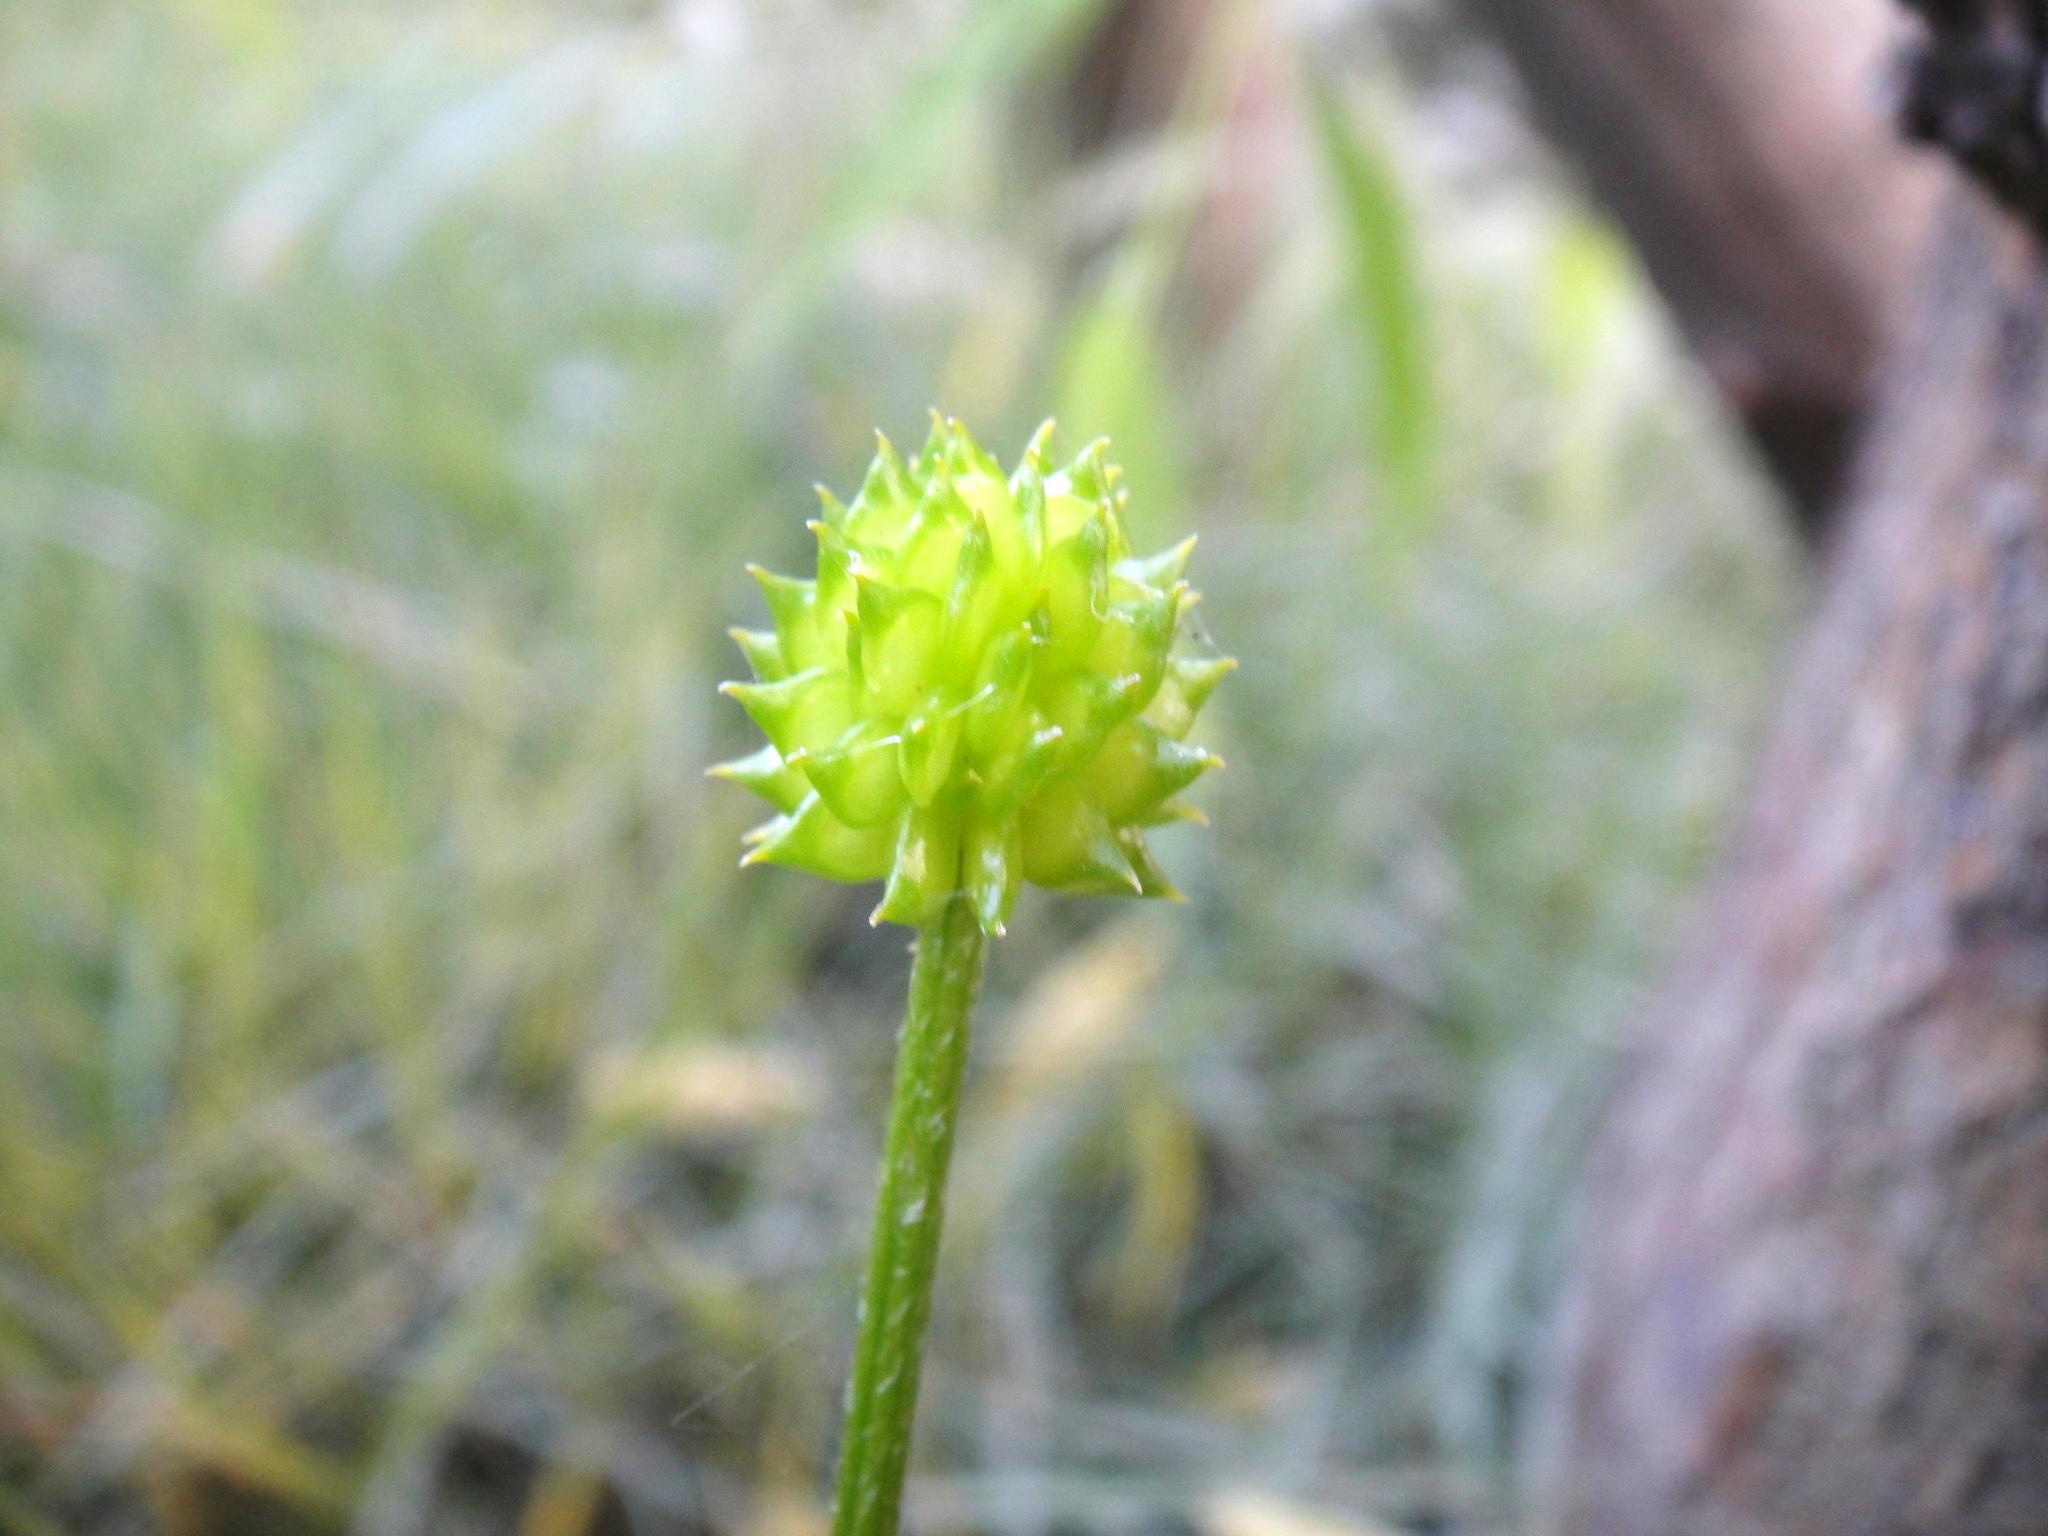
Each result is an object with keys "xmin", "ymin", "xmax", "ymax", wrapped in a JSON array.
[
  {"xmin": 1460, "ymin": 0, "xmax": 1938, "ymax": 528},
  {"xmin": 1544, "ymin": 188, "xmax": 2048, "ymax": 1534}
]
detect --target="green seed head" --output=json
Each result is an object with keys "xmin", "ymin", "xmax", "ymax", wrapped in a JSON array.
[{"xmin": 714, "ymin": 416, "xmax": 1231, "ymax": 936}]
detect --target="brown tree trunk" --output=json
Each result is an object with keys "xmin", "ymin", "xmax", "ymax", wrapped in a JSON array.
[
  {"xmin": 1460, "ymin": 0, "xmax": 1937, "ymax": 528},
  {"xmin": 1544, "ymin": 187, "xmax": 2048, "ymax": 1533}
]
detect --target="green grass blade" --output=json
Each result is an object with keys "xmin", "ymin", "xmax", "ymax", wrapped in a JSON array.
[{"xmin": 1305, "ymin": 70, "xmax": 1435, "ymax": 539}]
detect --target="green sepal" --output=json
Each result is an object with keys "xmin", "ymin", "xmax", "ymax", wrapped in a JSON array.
[
  {"xmin": 1058, "ymin": 439, "xmax": 1112, "ymax": 501},
  {"xmin": 899, "ymin": 693, "xmax": 965, "ymax": 808},
  {"xmin": 1089, "ymin": 582, "xmax": 1183, "ymax": 710},
  {"xmin": 708, "ymin": 744, "xmax": 809, "ymax": 814},
  {"xmin": 1145, "ymin": 654, "xmax": 1237, "ymax": 740},
  {"xmin": 728, "ymin": 626, "xmax": 786, "ymax": 682},
  {"xmin": 1085, "ymin": 719, "xmax": 1222, "ymax": 822},
  {"xmin": 949, "ymin": 421, "xmax": 1005, "ymax": 484},
  {"xmin": 1043, "ymin": 491, "xmax": 1096, "ymax": 548},
  {"xmin": 1044, "ymin": 667, "xmax": 1145, "ymax": 764},
  {"xmin": 979, "ymin": 723, "xmax": 1064, "ymax": 815},
  {"xmin": 963, "ymin": 624, "xmax": 1035, "ymax": 761},
  {"xmin": 810, "ymin": 519, "xmax": 859, "ymax": 619},
  {"xmin": 845, "ymin": 431, "xmax": 918, "ymax": 544},
  {"xmin": 872, "ymin": 801, "xmax": 963, "ymax": 927},
  {"xmin": 1010, "ymin": 467, "xmax": 1048, "ymax": 566},
  {"xmin": 944, "ymin": 516, "xmax": 1007, "ymax": 669},
  {"xmin": 856, "ymin": 579, "xmax": 944, "ymax": 716},
  {"xmin": 964, "ymin": 813, "xmax": 1022, "ymax": 936},
  {"xmin": 749, "ymin": 565, "xmax": 833, "ymax": 672},
  {"xmin": 913, "ymin": 411, "xmax": 952, "ymax": 476},
  {"xmin": 1114, "ymin": 536, "xmax": 1196, "ymax": 594},
  {"xmin": 742, "ymin": 792, "xmax": 895, "ymax": 882},
  {"xmin": 796, "ymin": 729, "xmax": 907, "ymax": 828},
  {"xmin": 1020, "ymin": 778, "xmax": 1141, "ymax": 894},
  {"xmin": 1040, "ymin": 512, "xmax": 1109, "ymax": 671},
  {"xmin": 720, "ymin": 667, "xmax": 857, "ymax": 759},
  {"xmin": 1014, "ymin": 418, "xmax": 1057, "ymax": 481},
  {"xmin": 977, "ymin": 463, "xmax": 1033, "ymax": 583},
  {"xmin": 898, "ymin": 488, "xmax": 970, "ymax": 593},
  {"xmin": 1119, "ymin": 828, "xmax": 1183, "ymax": 902}
]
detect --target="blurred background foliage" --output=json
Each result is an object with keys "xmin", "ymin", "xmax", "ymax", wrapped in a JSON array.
[{"xmin": 0, "ymin": 1, "xmax": 1795, "ymax": 1532}]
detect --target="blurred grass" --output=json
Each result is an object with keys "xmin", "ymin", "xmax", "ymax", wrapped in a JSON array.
[
  {"xmin": 1304, "ymin": 68, "xmax": 1432, "ymax": 535},
  {"xmin": 0, "ymin": 2, "xmax": 1794, "ymax": 1532}
]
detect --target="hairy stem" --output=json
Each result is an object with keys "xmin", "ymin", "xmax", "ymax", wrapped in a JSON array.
[{"xmin": 831, "ymin": 895, "xmax": 985, "ymax": 1536}]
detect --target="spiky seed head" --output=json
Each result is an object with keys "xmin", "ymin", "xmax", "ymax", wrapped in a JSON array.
[{"xmin": 714, "ymin": 416, "xmax": 1231, "ymax": 936}]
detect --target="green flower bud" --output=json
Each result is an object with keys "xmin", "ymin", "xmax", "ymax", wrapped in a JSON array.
[{"xmin": 714, "ymin": 416, "xmax": 1231, "ymax": 936}]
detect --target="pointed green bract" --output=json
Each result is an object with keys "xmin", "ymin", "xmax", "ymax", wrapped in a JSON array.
[
  {"xmin": 707, "ymin": 744, "xmax": 809, "ymax": 814},
  {"xmin": 740, "ymin": 792, "xmax": 895, "ymax": 883},
  {"xmin": 714, "ymin": 417, "xmax": 1229, "ymax": 934}
]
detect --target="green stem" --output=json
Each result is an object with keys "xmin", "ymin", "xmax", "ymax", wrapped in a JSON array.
[{"xmin": 831, "ymin": 895, "xmax": 986, "ymax": 1536}]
